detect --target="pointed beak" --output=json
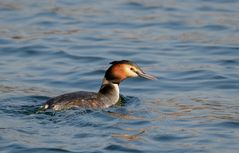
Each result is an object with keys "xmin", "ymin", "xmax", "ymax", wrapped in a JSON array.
[{"xmin": 136, "ymin": 70, "xmax": 157, "ymax": 80}]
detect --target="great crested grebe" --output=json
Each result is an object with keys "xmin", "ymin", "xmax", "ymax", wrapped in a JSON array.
[{"xmin": 41, "ymin": 60, "xmax": 156, "ymax": 111}]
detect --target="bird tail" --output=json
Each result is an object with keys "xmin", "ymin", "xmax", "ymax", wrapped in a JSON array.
[{"xmin": 36, "ymin": 104, "xmax": 49, "ymax": 113}]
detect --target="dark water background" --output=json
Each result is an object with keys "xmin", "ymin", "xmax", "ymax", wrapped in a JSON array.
[{"xmin": 0, "ymin": 0, "xmax": 239, "ymax": 153}]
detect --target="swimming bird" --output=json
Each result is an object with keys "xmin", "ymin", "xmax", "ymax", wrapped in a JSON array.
[{"xmin": 41, "ymin": 60, "xmax": 156, "ymax": 111}]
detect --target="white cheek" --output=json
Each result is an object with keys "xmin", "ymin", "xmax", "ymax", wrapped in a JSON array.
[{"xmin": 126, "ymin": 68, "xmax": 138, "ymax": 77}]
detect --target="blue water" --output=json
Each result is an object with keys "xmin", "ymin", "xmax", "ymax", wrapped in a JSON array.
[{"xmin": 0, "ymin": 0, "xmax": 239, "ymax": 153}]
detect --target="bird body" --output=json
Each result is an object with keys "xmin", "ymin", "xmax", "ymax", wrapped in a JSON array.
[{"xmin": 41, "ymin": 60, "xmax": 156, "ymax": 111}]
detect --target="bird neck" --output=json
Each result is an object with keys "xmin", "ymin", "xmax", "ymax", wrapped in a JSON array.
[{"xmin": 98, "ymin": 78, "xmax": 120, "ymax": 107}]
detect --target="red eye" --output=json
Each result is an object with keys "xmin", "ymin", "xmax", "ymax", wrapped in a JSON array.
[{"xmin": 130, "ymin": 67, "xmax": 135, "ymax": 72}]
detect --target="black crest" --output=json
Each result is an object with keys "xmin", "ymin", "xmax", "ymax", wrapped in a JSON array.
[
  {"xmin": 109, "ymin": 60, "xmax": 142, "ymax": 72},
  {"xmin": 110, "ymin": 60, "xmax": 137, "ymax": 67}
]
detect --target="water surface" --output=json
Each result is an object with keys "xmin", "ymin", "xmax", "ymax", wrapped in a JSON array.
[{"xmin": 0, "ymin": 0, "xmax": 239, "ymax": 153}]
